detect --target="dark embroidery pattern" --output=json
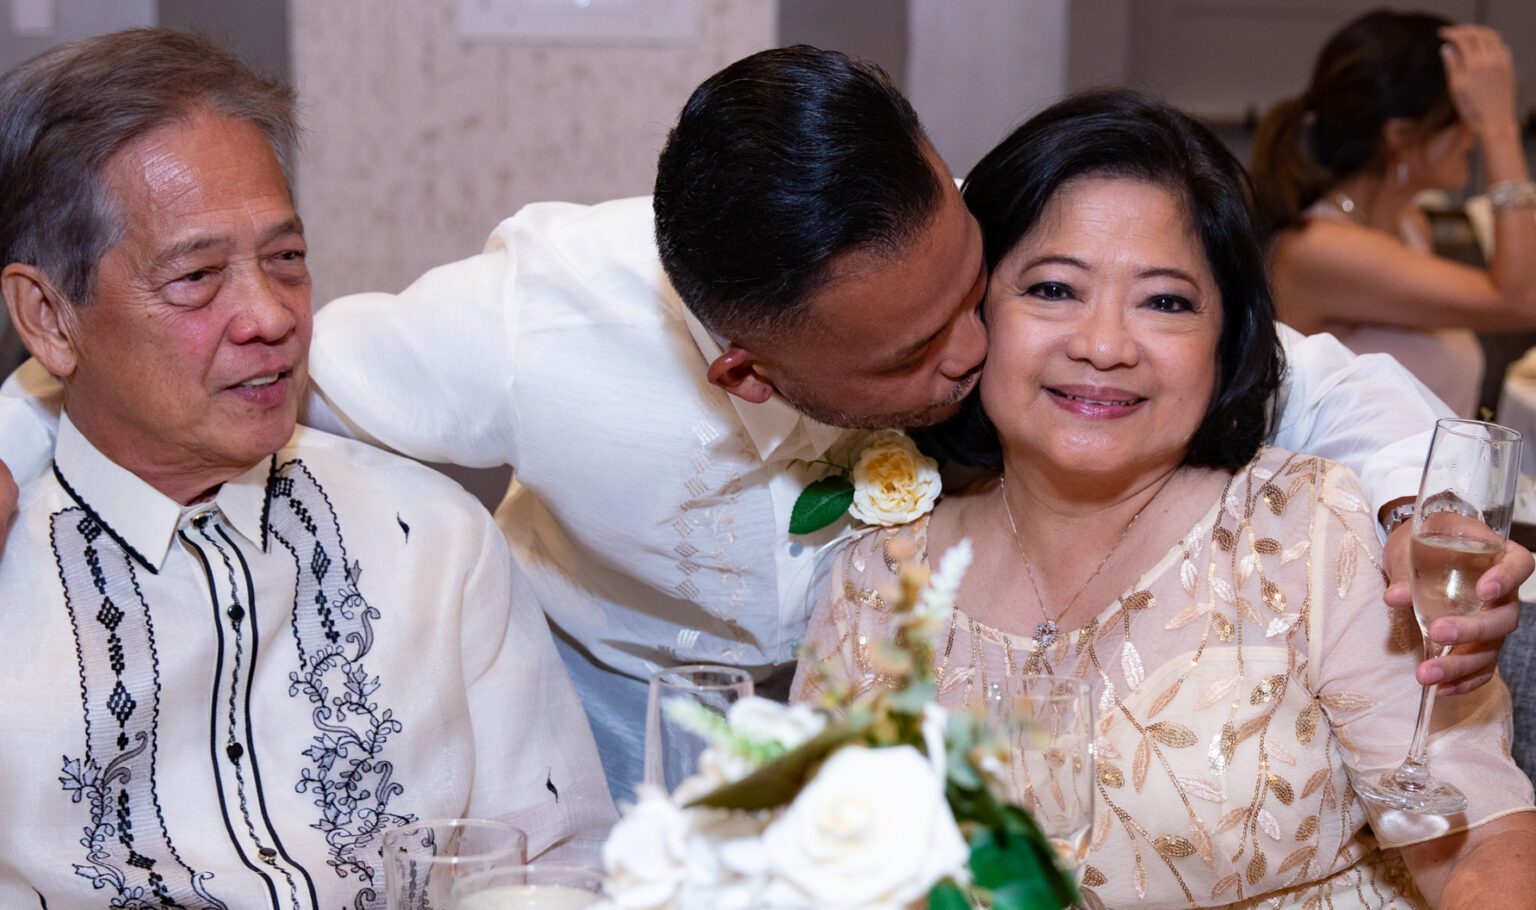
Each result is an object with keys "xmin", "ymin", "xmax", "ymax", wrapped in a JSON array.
[
  {"xmin": 51, "ymin": 509, "xmax": 229, "ymax": 909},
  {"xmin": 267, "ymin": 461, "xmax": 414, "ymax": 907}
]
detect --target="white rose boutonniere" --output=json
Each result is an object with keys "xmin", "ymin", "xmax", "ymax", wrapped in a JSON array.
[
  {"xmin": 848, "ymin": 431, "xmax": 942, "ymax": 526},
  {"xmin": 789, "ymin": 430, "xmax": 941, "ymax": 534}
]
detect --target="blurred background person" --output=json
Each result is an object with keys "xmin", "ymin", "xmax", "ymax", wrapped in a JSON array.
[{"xmin": 1252, "ymin": 10, "xmax": 1536, "ymax": 418}]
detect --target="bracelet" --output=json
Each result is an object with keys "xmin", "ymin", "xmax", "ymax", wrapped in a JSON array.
[
  {"xmin": 1382, "ymin": 501, "xmax": 1415, "ymax": 535},
  {"xmin": 1487, "ymin": 180, "xmax": 1536, "ymax": 214}
]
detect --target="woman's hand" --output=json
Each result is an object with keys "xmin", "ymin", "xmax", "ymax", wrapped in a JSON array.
[
  {"xmin": 1440, "ymin": 25, "xmax": 1520, "ymax": 142},
  {"xmin": 0, "ymin": 460, "xmax": 13, "ymax": 560},
  {"xmin": 1383, "ymin": 522, "xmax": 1530, "ymax": 694}
]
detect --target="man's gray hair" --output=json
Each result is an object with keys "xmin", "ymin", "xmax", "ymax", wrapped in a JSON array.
[{"xmin": 0, "ymin": 28, "xmax": 298, "ymax": 306}]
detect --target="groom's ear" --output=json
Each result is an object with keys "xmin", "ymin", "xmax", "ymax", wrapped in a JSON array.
[{"xmin": 706, "ymin": 346, "xmax": 777, "ymax": 404}]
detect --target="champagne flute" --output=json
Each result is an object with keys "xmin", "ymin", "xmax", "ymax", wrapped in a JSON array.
[
  {"xmin": 1355, "ymin": 418, "xmax": 1521, "ymax": 815},
  {"xmin": 643, "ymin": 664, "xmax": 754, "ymax": 793},
  {"xmin": 988, "ymin": 675, "xmax": 1095, "ymax": 878}
]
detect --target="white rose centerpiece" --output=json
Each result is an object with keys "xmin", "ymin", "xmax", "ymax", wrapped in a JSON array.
[
  {"xmin": 599, "ymin": 541, "xmax": 1079, "ymax": 910},
  {"xmin": 764, "ymin": 745, "xmax": 968, "ymax": 910}
]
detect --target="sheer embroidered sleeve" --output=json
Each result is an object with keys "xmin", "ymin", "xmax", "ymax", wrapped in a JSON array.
[
  {"xmin": 1308, "ymin": 462, "xmax": 1535, "ymax": 847},
  {"xmin": 790, "ymin": 522, "xmax": 927, "ymax": 706}
]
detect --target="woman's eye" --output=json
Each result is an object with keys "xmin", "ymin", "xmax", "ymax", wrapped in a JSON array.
[
  {"xmin": 1148, "ymin": 294, "xmax": 1194, "ymax": 313},
  {"xmin": 1026, "ymin": 281, "xmax": 1073, "ymax": 301},
  {"xmin": 180, "ymin": 269, "xmax": 213, "ymax": 284}
]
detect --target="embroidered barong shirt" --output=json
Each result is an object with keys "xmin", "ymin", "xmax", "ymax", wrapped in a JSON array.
[
  {"xmin": 0, "ymin": 417, "xmax": 615, "ymax": 910},
  {"xmin": 794, "ymin": 448, "xmax": 1535, "ymax": 909},
  {"xmin": 0, "ymin": 196, "xmax": 1451, "ymax": 799}
]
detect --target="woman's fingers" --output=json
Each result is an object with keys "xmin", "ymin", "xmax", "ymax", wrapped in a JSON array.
[{"xmin": 0, "ymin": 459, "xmax": 14, "ymax": 562}]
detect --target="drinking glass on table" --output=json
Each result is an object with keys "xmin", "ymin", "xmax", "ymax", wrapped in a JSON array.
[
  {"xmin": 451, "ymin": 864, "xmax": 604, "ymax": 910},
  {"xmin": 643, "ymin": 664, "xmax": 754, "ymax": 793},
  {"xmin": 382, "ymin": 818, "xmax": 527, "ymax": 910},
  {"xmin": 1356, "ymin": 418, "xmax": 1521, "ymax": 815},
  {"xmin": 988, "ymin": 674, "xmax": 1095, "ymax": 879}
]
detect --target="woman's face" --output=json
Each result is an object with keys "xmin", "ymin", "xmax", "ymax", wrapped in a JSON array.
[
  {"xmin": 1410, "ymin": 121, "xmax": 1476, "ymax": 190},
  {"xmin": 980, "ymin": 176, "xmax": 1223, "ymax": 484}
]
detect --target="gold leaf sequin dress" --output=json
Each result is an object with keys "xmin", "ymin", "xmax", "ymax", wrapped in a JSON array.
[{"xmin": 793, "ymin": 448, "xmax": 1533, "ymax": 909}]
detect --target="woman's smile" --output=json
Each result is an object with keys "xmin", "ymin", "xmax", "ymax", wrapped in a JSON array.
[{"xmin": 1044, "ymin": 383, "xmax": 1148, "ymax": 418}]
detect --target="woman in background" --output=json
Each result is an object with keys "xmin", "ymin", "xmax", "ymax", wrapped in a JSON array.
[{"xmin": 1251, "ymin": 10, "xmax": 1536, "ymax": 417}]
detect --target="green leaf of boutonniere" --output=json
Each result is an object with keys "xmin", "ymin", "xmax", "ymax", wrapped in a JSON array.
[
  {"xmin": 926, "ymin": 880, "xmax": 971, "ymax": 910},
  {"xmin": 789, "ymin": 474, "xmax": 855, "ymax": 535}
]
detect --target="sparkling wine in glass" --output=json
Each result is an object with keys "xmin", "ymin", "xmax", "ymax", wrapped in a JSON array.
[{"xmin": 1355, "ymin": 418, "xmax": 1520, "ymax": 816}]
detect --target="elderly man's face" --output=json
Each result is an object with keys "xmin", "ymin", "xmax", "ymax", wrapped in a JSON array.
[{"xmin": 67, "ymin": 108, "xmax": 310, "ymax": 493}]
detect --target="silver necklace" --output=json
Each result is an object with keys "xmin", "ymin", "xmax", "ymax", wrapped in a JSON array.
[{"xmin": 998, "ymin": 476, "xmax": 1154, "ymax": 651}]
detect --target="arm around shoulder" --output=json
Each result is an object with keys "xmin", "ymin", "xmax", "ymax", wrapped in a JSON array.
[
  {"xmin": 0, "ymin": 358, "xmax": 65, "ymax": 486},
  {"xmin": 308, "ymin": 240, "xmax": 521, "ymax": 469},
  {"xmin": 1272, "ymin": 325, "xmax": 1444, "ymax": 520}
]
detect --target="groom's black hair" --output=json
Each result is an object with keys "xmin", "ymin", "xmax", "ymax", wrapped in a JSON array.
[
  {"xmin": 653, "ymin": 45, "xmax": 945, "ymax": 342},
  {"xmin": 933, "ymin": 89, "xmax": 1285, "ymax": 472}
]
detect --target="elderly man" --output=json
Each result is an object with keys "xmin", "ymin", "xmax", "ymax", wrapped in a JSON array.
[
  {"xmin": 2, "ymin": 45, "xmax": 1529, "ymax": 804},
  {"xmin": 0, "ymin": 30, "xmax": 612, "ymax": 909}
]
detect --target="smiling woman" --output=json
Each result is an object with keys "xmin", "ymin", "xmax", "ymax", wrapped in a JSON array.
[
  {"xmin": 794, "ymin": 90, "xmax": 1536, "ymax": 910},
  {"xmin": 978, "ymin": 176, "xmax": 1221, "ymax": 491}
]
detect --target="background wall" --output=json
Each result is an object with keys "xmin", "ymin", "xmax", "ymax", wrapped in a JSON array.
[
  {"xmin": 290, "ymin": 0, "xmax": 775, "ymax": 305},
  {"xmin": 4, "ymin": 0, "xmax": 1533, "ymax": 306},
  {"xmin": 907, "ymin": 0, "xmax": 1070, "ymax": 179}
]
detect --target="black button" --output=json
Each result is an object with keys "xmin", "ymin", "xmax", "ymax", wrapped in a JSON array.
[
  {"xmin": 226, "ymin": 742, "xmax": 244, "ymax": 762},
  {"xmin": 258, "ymin": 847, "xmax": 277, "ymax": 864},
  {"xmin": 227, "ymin": 604, "xmax": 245, "ymax": 624}
]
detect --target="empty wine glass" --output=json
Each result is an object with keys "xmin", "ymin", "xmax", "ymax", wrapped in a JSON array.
[
  {"xmin": 1355, "ymin": 418, "xmax": 1521, "ymax": 815},
  {"xmin": 988, "ymin": 674, "xmax": 1095, "ymax": 878},
  {"xmin": 382, "ymin": 818, "xmax": 527, "ymax": 910},
  {"xmin": 643, "ymin": 664, "xmax": 753, "ymax": 793}
]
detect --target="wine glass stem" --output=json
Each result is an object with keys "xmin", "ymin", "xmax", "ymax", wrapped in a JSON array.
[{"xmin": 1396, "ymin": 644, "xmax": 1452, "ymax": 786}]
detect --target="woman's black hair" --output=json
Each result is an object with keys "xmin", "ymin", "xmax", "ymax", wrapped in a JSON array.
[{"xmin": 928, "ymin": 89, "xmax": 1285, "ymax": 474}]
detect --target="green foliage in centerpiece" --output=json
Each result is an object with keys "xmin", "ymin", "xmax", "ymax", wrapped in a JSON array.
[{"xmin": 673, "ymin": 538, "xmax": 1080, "ymax": 910}]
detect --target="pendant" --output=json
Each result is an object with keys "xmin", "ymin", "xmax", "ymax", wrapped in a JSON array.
[{"xmin": 1032, "ymin": 618, "xmax": 1060, "ymax": 651}]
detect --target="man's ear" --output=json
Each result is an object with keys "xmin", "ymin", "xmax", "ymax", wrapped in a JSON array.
[
  {"xmin": 706, "ymin": 346, "xmax": 777, "ymax": 404},
  {"xmin": 1, "ymin": 263, "xmax": 81, "ymax": 379}
]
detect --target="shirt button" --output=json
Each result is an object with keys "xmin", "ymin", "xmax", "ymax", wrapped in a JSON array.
[
  {"xmin": 227, "ymin": 604, "xmax": 245, "ymax": 624},
  {"xmin": 227, "ymin": 742, "xmax": 244, "ymax": 762},
  {"xmin": 258, "ymin": 847, "xmax": 278, "ymax": 864}
]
